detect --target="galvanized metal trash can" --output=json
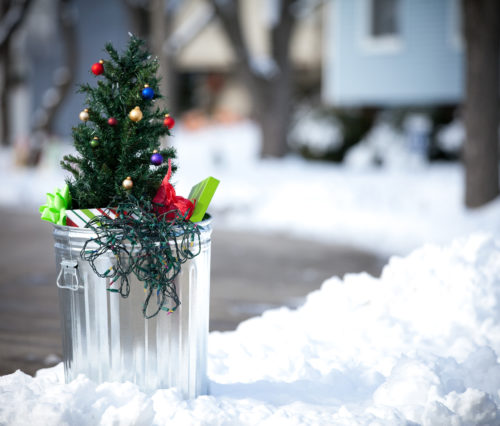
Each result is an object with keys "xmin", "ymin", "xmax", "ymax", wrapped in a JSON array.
[{"xmin": 52, "ymin": 219, "xmax": 212, "ymax": 398}]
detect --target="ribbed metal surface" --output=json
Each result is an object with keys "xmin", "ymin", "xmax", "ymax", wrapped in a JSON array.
[{"xmin": 53, "ymin": 220, "xmax": 212, "ymax": 398}]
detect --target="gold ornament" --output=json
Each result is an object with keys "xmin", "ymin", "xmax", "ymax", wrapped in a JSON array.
[
  {"xmin": 79, "ymin": 108, "xmax": 89, "ymax": 122},
  {"xmin": 122, "ymin": 176, "xmax": 133, "ymax": 190},
  {"xmin": 129, "ymin": 106, "xmax": 143, "ymax": 122}
]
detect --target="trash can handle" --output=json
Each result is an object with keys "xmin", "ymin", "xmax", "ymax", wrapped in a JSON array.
[{"xmin": 56, "ymin": 259, "xmax": 80, "ymax": 291}]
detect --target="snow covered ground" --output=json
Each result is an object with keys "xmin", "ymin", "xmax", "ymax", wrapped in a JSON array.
[
  {"xmin": 2, "ymin": 121, "xmax": 500, "ymax": 424},
  {"xmin": 2, "ymin": 233, "xmax": 500, "ymax": 424}
]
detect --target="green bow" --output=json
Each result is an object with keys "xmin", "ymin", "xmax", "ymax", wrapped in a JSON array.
[{"xmin": 39, "ymin": 184, "xmax": 72, "ymax": 225}]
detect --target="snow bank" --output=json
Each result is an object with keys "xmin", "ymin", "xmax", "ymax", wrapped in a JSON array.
[{"xmin": 2, "ymin": 234, "xmax": 500, "ymax": 425}]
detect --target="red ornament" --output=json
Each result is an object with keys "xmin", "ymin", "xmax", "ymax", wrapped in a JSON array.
[
  {"xmin": 108, "ymin": 117, "xmax": 118, "ymax": 126},
  {"xmin": 153, "ymin": 159, "xmax": 194, "ymax": 221},
  {"xmin": 91, "ymin": 60, "xmax": 104, "ymax": 76},
  {"xmin": 163, "ymin": 114, "xmax": 175, "ymax": 129}
]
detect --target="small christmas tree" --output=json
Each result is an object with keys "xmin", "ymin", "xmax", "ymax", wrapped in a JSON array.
[
  {"xmin": 61, "ymin": 36, "xmax": 176, "ymax": 209},
  {"xmin": 40, "ymin": 36, "xmax": 219, "ymax": 318}
]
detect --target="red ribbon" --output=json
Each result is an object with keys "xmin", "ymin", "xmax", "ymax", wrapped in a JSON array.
[{"xmin": 153, "ymin": 159, "xmax": 195, "ymax": 220}]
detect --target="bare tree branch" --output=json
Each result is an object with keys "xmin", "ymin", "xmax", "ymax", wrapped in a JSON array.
[
  {"xmin": 28, "ymin": 0, "xmax": 78, "ymax": 165},
  {"xmin": 209, "ymin": 0, "xmax": 299, "ymax": 157},
  {"xmin": 271, "ymin": 0, "xmax": 297, "ymax": 66},
  {"xmin": 208, "ymin": 0, "xmax": 249, "ymax": 66},
  {"xmin": 122, "ymin": 0, "xmax": 150, "ymax": 40},
  {"xmin": 207, "ymin": 0, "xmax": 263, "ymax": 94},
  {"xmin": 150, "ymin": 0, "xmax": 182, "ymax": 114},
  {"xmin": 0, "ymin": 0, "xmax": 33, "ymax": 146},
  {"xmin": 0, "ymin": 0, "xmax": 33, "ymax": 49}
]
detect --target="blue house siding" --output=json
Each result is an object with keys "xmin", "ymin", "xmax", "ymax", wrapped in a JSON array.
[{"xmin": 323, "ymin": 0, "xmax": 464, "ymax": 106}]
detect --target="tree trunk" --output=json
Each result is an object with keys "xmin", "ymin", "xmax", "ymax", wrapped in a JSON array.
[
  {"xmin": 149, "ymin": 0, "xmax": 167, "ymax": 105},
  {"xmin": 0, "ymin": 0, "xmax": 33, "ymax": 146},
  {"xmin": 257, "ymin": 105, "xmax": 291, "ymax": 157},
  {"xmin": 255, "ymin": 75, "xmax": 292, "ymax": 158},
  {"xmin": 463, "ymin": 0, "xmax": 500, "ymax": 208},
  {"xmin": 149, "ymin": 0, "xmax": 178, "ymax": 115},
  {"xmin": 123, "ymin": 0, "xmax": 150, "ymax": 40},
  {"xmin": 163, "ymin": 6, "xmax": 179, "ymax": 117},
  {"xmin": 43, "ymin": 0, "xmax": 77, "ymax": 134},
  {"xmin": 0, "ymin": 43, "xmax": 10, "ymax": 146},
  {"xmin": 210, "ymin": 0, "xmax": 296, "ymax": 158},
  {"xmin": 28, "ymin": 0, "xmax": 77, "ymax": 166}
]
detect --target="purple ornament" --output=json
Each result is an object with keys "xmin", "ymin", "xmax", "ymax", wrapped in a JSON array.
[{"xmin": 150, "ymin": 151, "xmax": 163, "ymax": 166}]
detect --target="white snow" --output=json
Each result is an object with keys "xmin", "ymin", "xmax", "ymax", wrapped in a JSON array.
[
  {"xmin": 2, "ymin": 234, "xmax": 500, "ymax": 424},
  {"xmin": 436, "ymin": 118, "xmax": 465, "ymax": 154},
  {"xmin": 3, "ymin": 121, "xmax": 500, "ymax": 424},
  {"xmin": 288, "ymin": 106, "xmax": 344, "ymax": 156},
  {"xmin": 344, "ymin": 121, "xmax": 408, "ymax": 169}
]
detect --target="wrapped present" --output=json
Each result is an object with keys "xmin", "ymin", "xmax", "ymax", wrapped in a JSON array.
[
  {"xmin": 188, "ymin": 177, "xmax": 220, "ymax": 223},
  {"xmin": 153, "ymin": 160, "xmax": 219, "ymax": 223},
  {"xmin": 65, "ymin": 208, "xmax": 118, "ymax": 228},
  {"xmin": 41, "ymin": 176, "xmax": 219, "ymax": 227},
  {"xmin": 153, "ymin": 159, "xmax": 195, "ymax": 220}
]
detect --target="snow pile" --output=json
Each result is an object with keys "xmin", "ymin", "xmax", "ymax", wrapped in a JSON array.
[
  {"xmin": 436, "ymin": 118, "xmax": 465, "ymax": 155},
  {"xmin": 344, "ymin": 121, "xmax": 408, "ymax": 169},
  {"xmin": 3, "ymin": 234, "xmax": 500, "ymax": 424},
  {"xmin": 287, "ymin": 107, "xmax": 343, "ymax": 156}
]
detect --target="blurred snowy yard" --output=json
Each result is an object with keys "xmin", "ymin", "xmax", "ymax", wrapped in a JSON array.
[
  {"xmin": 2, "ymin": 121, "xmax": 500, "ymax": 424},
  {"xmin": 2, "ymin": 120, "xmax": 499, "ymax": 256}
]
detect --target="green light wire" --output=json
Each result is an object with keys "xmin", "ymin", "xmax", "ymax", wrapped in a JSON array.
[{"xmin": 81, "ymin": 196, "xmax": 201, "ymax": 318}]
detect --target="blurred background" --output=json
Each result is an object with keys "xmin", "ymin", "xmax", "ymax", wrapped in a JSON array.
[
  {"xmin": 0, "ymin": 0, "xmax": 473, "ymax": 165},
  {"xmin": 0, "ymin": 0, "xmax": 499, "ymax": 375}
]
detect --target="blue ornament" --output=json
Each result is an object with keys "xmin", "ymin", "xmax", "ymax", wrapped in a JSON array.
[
  {"xmin": 141, "ymin": 85, "xmax": 154, "ymax": 100},
  {"xmin": 150, "ymin": 150, "xmax": 163, "ymax": 166}
]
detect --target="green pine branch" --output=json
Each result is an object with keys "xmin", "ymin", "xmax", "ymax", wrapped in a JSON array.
[{"xmin": 61, "ymin": 35, "xmax": 176, "ymax": 209}]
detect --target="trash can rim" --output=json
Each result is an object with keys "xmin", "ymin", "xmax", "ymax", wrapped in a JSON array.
[{"xmin": 52, "ymin": 214, "xmax": 212, "ymax": 234}]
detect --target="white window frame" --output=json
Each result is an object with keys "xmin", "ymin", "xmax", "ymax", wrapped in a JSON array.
[{"xmin": 359, "ymin": 0, "xmax": 403, "ymax": 54}]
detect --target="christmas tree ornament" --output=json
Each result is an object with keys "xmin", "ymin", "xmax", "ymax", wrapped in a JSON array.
[
  {"xmin": 141, "ymin": 84, "xmax": 155, "ymax": 100},
  {"xmin": 91, "ymin": 60, "xmax": 104, "ymax": 76},
  {"xmin": 90, "ymin": 137, "xmax": 99, "ymax": 148},
  {"xmin": 163, "ymin": 114, "xmax": 175, "ymax": 129},
  {"xmin": 150, "ymin": 150, "xmax": 163, "ymax": 166},
  {"xmin": 79, "ymin": 109, "xmax": 89, "ymax": 122},
  {"xmin": 122, "ymin": 176, "xmax": 133, "ymax": 190},
  {"xmin": 107, "ymin": 117, "xmax": 118, "ymax": 126},
  {"xmin": 129, "ymin": 106, "xmax": 143, "ymax": 122}
]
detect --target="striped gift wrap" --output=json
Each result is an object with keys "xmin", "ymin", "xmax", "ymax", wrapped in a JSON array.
[{"xmin": 65, "ymin": 208, "xmax": 118, "ymax": 228}]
